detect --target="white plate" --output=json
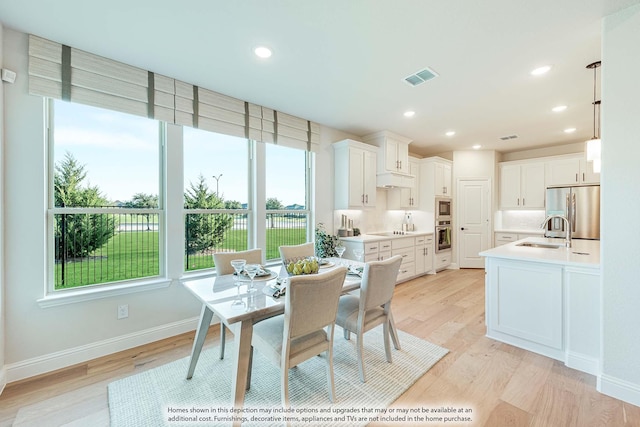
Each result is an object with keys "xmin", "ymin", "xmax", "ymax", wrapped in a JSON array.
[
  {"xmin": 239, "ymin": 269, "xmax": 276, "ymax": 281},
  {"xmin": 319, "ymin": 261, "xmax": 335, "ymax": 269}
]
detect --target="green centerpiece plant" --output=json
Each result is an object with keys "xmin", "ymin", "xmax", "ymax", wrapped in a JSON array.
[{"xmin": 315, "ymin": 223, "xmax": 338, "ymax": 259}]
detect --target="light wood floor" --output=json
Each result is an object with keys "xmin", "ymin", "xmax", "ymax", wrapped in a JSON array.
[{"xmin": 1, "ymin": 269, "xmax": 639, "ymax": 426}]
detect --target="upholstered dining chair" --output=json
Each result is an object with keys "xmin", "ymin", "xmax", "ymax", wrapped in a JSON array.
[
  {"xmin": 279, "ymin": 242, "xmax": 315, "ymax": 263},
  {"xmin": 249, "ymin": 266, "xmax": 348, "ymax": 407},
  {"xmin": 212, "ymin": 248, "xmax": 263, "ymax": 359},
  {"xmin": 335, "ymin": 255, "xmax": 403, "ymax": 383}
]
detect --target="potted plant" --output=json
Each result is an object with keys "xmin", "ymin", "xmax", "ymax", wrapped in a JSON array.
[{"xmin": 314, "ymin": 223, "xmax": 338, "ymax": 259}]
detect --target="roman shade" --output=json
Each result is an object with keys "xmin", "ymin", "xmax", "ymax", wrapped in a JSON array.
[{"xmin": 27, "ymin": 34, "xmax": 319, "ymax": 151}]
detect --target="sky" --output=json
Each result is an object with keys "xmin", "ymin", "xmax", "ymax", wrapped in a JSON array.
[{"xmin": 53, "ymin": 100, "xmax": 307, "ymax": 206}]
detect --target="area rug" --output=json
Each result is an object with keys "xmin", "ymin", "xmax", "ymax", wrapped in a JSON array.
[{"xmin": 108, "ymin": 328, "xmax": 448, "ymax": 427}]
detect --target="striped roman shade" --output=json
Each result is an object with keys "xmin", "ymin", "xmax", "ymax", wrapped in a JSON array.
[{"xmin": 27, "ymin": 34, "xmax": 320, "ymax": 151}]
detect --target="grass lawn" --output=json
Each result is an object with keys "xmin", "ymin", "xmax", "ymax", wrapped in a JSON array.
[{"xmin": 55, "ymin": 227, "xmax": 308, "ymax": 289}]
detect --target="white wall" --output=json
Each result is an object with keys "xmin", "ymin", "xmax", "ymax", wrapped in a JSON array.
[
  {"xmin": 0, "ymin": 27, "xmax": 343, "ymax": 382},
  {"xmin": 599, "ymin": 4, "xmax": 640, "ymax": 406},
  {"xmin": 0, "ymin": 22, "xmax": 7, "ymax": 393}
]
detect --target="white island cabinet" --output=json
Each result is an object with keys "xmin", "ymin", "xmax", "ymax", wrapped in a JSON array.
[{"xmin": 480, "ymin": 237, "xmax": 600, "ymax": 376}]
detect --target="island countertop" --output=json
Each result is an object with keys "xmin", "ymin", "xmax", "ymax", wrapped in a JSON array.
[{"xmin": 479, "ymin": 237, "xmax": 600, "ymax": 268}]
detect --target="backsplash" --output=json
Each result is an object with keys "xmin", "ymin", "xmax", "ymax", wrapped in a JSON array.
[{"xmin": 497, "ymin": 210, "xmax": 546, "ymax": 230}]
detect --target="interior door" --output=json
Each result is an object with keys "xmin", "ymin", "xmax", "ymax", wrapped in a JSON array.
[{"xmin": 458, "ymin": 179, "xmax": 490, "ymax": 268}]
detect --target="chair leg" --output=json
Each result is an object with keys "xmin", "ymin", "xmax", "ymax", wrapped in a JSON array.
[
  {"xmin": 389, "ymin": 312, "xmax": 401, "ymax": 350},
  {"xmin": 343, "ymin": 328, "xmax": 350, "ymax": 340},
  {"xmin": 246, "ymin": 346, "xmax": 253, "ymax": 391},
  {"xmin": 219, "ymin": 324, "xmax": 226, "ymax": 359},
  {"xmin": 383, "ymin": 319, "xmax": 392, "ymax": 363},
  {"xmin": 281, "ymin": 363, "xmax": 290, "ymax": 408},
  {"xmin": 326, "ymin": 347, "xmax": 336, "ymax": 403},
  {"xmin": 356, "ymin": 331, "xmax": 366, "ymax": 383}
]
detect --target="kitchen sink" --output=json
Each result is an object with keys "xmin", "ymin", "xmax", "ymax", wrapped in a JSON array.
[{"xmin": 516, "ymin": 242, "xmax": 565, "ymax": 249}]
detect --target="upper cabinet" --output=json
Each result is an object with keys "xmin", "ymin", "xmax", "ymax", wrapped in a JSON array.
[
  {"xmin": 362, "ymin": 131, "xmax": 413, "ymax": 187},
  {"xmin": 387, "ymin": 158, "xmax": 420, "ymax": 209},
  {"xmin": 546, "ymin": 156, "xmax": 600, "ymax": 186},
  {"xmin": 499, "ymin": 161, "xmax": 545, "ymax": 209},
  {"xmin": 333, "ymin": 139, "xmax": 378, "ymax": 209},
  {"xmin": 419, "ymin": 157, "xmax": 453, "ymax": 211}
]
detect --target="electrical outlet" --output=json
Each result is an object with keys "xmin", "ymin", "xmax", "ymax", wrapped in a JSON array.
[{"xmin": 117, "ymin": 304, "xmax": 129, "ymax": 319}]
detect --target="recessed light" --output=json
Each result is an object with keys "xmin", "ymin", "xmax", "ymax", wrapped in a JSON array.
[
  {"xmin": 564, "ymin": 127, "xmax": 576, "ymax": 133},
  {"xmin": 254, "ymin": 46, "xmax": 272, "ymax": 58},
  {"xmin": 404, "ymin": 111, "xmax": 415, "ymax": 118},
  {"xmin": 531, "ymin": 65, "xmax": 551, "ymax": 76},
  {"xmin": 472, "ymin": 144, "xmax": 482, "ymax": 150},
  {"xmin": 445, "ymin": 131, "xmax": 456, "ymax": 137},
  {"xmin": 552, "ymin": 105, "xmax": 567, "ymax": 112}
]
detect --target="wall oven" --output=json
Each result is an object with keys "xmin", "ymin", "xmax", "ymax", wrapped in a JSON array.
[
  {"xmin": 436, "ymin": 220, "xmax": 452, "ymax": 253},
  {"xmin": 436, "ymin": 197, "xmax": 452, "ymax": 220}
]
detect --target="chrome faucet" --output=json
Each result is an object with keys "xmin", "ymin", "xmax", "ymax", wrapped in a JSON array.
[{"xmin": 541, "ymin": 215, "xmax": 572, "ymax": 248}]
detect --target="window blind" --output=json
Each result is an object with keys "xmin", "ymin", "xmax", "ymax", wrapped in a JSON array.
[{"xmin": 28, "ymin": 34, "xmax": 319, "ymax": 150}]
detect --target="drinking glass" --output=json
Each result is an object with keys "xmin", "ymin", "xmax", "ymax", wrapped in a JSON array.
[
  {"xmin": 353, "ymin": 248, "xmax": 364, "ymax": 262},
  {"xmin": 244, "ymin": 264, "xmax": 260, "ymax": 293},
  {"xmin": 230, "ymin": 259, "xmax": 246, "ymax": 307},
  {"xmin": 335, "ymin": 242, "xmax": 346, "ymax": 265}
]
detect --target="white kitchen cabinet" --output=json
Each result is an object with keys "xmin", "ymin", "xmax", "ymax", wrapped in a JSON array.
[
  {"xmin": 387, "ymin": 158, "xmax": 420, "ymax": 209},
  {"xmin": 494, "ymin": 232, "xmax": 543, "ymax": 247},
  {"xmin": 363, "ymin": 130, "xmax": 412, "ymax": 175},
  {"xmin": 419, "ymin": 156, "xmax": 454, "ymax": 211},
  {"xmin": 546, "ymin": 155, "xmax": 600, "ymax": 186},
  {"xmin": 499, "ymin": 161, "xmax": 545, "ymax": 209},
  {"xmin": 434, "ymin": 252, "xmax": 451, "ymax": 271},
  {"xmin": 415, "ymin": 234, "xmax": 434, "ymax": 275},
  {"xmin": 333, "ymin": 139, "xmax": 377, "ymax": 209},
  {"xmin": 392, "ymin": 237, "xmax": 416, "ymax": 282}
]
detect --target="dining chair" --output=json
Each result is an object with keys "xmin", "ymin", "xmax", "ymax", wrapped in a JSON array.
[
  {"xmin": 279, "ymin": 242, "xmax": 315, "ymax": 263},
  {"xmin": 335, "ymin": 255, "xmax": 403, "ymax": 383},
  {"xmin": 212, "ymin": 248, "xmax": 263, "ymax": 359},
  {"xmin": 249, "ymin": 266, "xmax": 348, "ymax": 407}
]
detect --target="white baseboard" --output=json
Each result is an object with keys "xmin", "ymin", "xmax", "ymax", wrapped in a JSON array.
[
  {"xmin": 5, "ymin": 316, "xmax": 204, "ymax": 383},
  {"xmin": 565, "ymin": 351, "xmax": 599, "ymax": 376},
  {"xmin": 598, "ymin": 373, "xmax": 640, "ymax": 407},
  {"xmin": 0, "ymin": 366, "xmax": 7, "ymax": 395}
]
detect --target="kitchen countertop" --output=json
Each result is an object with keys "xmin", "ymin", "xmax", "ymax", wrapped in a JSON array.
[
  {"xmin": 340, "ymin": 231, "xmax": 433, "ymax": 243},
  {"xmin": 479, "ymin": 237, "xmax": 600, "ymax": 268},
  {"xmin": 494, "ymin": 228, "xmax": 546, "ymax": 235}
]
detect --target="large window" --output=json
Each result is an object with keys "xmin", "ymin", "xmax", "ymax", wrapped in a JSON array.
[
  {"xmin": 183, "ymin": 127, "xmax": 250, "ymax": 271},
  {"xmin": 48, "ymin": 100, "xmax": 162, "ymax": 290}
]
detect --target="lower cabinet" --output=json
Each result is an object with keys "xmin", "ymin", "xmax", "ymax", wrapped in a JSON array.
[
  {"xmin": 415, "ymin": 235, "xmax": 434, "ymax": 275},
  {"xmin": 435, "ymin": 252, "xmax": 451, "ymax": 271},
  {"xmin": 484, "ymin": 257, "xmax": 600, "ymax": 375},
  {"xmin": 494, "ymin": 232, "xmax": 544, "ymax": 247}
]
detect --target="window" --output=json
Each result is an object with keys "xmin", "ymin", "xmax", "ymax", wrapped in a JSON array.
[
  {"xmin": 264, "ymin": 143, "xmax": 310, "ymax": 260},
  {"xmin": 48, "ymin": 100, "xmax": 162, "ymax": 290},
  {"xmin": 183, "ymin": 127, "xmax": 250, "ymax": 271}
]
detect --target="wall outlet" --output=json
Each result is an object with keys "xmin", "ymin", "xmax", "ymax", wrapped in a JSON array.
[{"xmin": 117, "ymin": 304, "xmax": 129, "ymax": 319}]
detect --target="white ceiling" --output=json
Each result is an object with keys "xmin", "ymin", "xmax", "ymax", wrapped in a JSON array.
[{"xmin": 2, "ymin": 0, "xmax": 639, "ymax": 157}]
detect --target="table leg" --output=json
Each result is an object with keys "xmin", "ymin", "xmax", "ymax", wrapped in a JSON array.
[
  {"xmin": 186, "ymin": 304, "xmax": 214, "ymax": 380},
  {"xmin": 230, "ymin": 320, "xmax": 253, "ymax": 427}
]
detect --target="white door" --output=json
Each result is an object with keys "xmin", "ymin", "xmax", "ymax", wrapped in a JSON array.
[{"xmin": 458, "ymin": 179, "xmax": 490, "ymax": 268}]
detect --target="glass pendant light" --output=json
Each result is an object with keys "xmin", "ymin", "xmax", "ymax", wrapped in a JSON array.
[{"xmin": 585, "ymin": 61, "xmax": 601, "ymax": 168}]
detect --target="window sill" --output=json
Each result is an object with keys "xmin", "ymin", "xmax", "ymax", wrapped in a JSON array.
[{"xmin": 37, "ymin": 278, "xmax": 173, "ymax": 308}]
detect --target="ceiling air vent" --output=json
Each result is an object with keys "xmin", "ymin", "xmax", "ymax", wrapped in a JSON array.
[
  {"xmin": 499, "ymin": 134, "xmax": 519, "ymax": 141},
  {"xmin": 403, "ymin": 67, "xmax": 439, "ymax": 87}
]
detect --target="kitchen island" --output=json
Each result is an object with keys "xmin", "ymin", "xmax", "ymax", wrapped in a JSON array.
[{"xmin": 480, "ymin": 237, "xmax": 600, "ymax": 376}]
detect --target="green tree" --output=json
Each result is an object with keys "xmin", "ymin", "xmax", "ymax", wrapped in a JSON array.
[
  {"xmin": 54, "ymin": 152, "xmax": 116, "ymax": 265},
  {"xmin": 266, "ymin": 197, "xmax": 283, "ymax": 228},
  {"xmin": 224, "ymin": 200, "xmax": 243, "ymax": 210},
  {"xmin": 184, "ymin": 175, "xmax": 234, "ymax": 265},
  {"xmin": 124, "ymin": 193, "xmax": 158, "ymax": 230}
]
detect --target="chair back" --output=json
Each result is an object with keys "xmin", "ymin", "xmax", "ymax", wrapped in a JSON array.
[
  {"xmin": 213, "ymin": 249, "xmax": 263, "ymax": 276},
  {"xmin": 279, "ymin": 242, "xmax": 315, "ymax": 263},
  {"xmin": 285, "ymin": 266, "xmax": 347, "ymax": 340},
  {"xmin": 360, "ymin": 255, "xmax": 403, "ymax": 311}
]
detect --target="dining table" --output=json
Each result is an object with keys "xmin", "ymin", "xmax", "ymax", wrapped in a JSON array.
[{"xmin": 181, "ymin": 257, "xmax": 398, "ymax": 426}]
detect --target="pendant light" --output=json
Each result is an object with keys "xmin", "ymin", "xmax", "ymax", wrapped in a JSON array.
[{"xmin": 585, "ymin": 61, "xmax": 601, "ymax": 172}]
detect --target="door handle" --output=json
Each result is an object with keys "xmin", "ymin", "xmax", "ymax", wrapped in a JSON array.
[{"xmin": 460, "ymin": 227, "xmax": 465, "ymax": 230}]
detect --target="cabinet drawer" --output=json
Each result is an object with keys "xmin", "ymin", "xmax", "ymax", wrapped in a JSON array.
[
  {"xmin": 397, "ymin": 262, "xmax": 415, "ymax": 282},
  {"xmin": 495, "ymin": 233, "xmax": 518, "ymax": 242},
  {"xmin": 435, "ymin": 254, "xmax": 450, "ymax": 269},
  {"xmin": 393, "ymin": 247, "xmax": 415, "ymax": 264},
  {"xmin": 392, "ymin": 237, "xmax": 414, "ymax": 250},
  {"xmin": 364, "ymin": 242, "xmax": 379, "ymax": 254},
  {"xmin": 414, "ymin": 235, "xmax": 433, "ymax": 246},
  {"xmin": 379, "ymin": 241, "xmax": 393, "ymax": 252}
]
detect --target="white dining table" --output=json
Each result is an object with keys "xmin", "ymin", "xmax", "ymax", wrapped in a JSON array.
[{"xmin": 181, "ymin": 258, "xmax": 364, "ymax": 426}]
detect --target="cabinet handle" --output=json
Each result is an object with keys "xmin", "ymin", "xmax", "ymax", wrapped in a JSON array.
[
  {"xmin": 576, "ymin": 173, "xmax": 579, "ymax": 182},
  {"xmin": 583, "ymin": 172, "xmax": 585, "ymax": 182},
  {"xmin": 399, "ymin": 160, "xmax": 402, "ymax": 170},
  {"xmin": 522, "ymin": 198, "xmax": 525, "ymax": 206},
  {"xmin": 365, "ymin": 194, "xmax": 368, "ymax": 204},
  {"xmin": 517, "ymin": 198, "xmax": 520, "ymax": 206}
]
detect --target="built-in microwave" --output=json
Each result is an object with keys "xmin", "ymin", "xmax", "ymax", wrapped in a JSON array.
[{"xmin": 436, "ymin": 197, "xmax": 452, "ymax": 220}]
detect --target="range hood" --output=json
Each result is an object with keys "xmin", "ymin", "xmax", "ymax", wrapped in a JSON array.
[{"xmin": 377, "ymin": 172, "xmax": 415, "ymax": 188}]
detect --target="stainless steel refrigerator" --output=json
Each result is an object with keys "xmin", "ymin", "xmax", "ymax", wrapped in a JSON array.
[{"xmin": 545, "ymin": 185, "xmax": 600, "ymax": 240}]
